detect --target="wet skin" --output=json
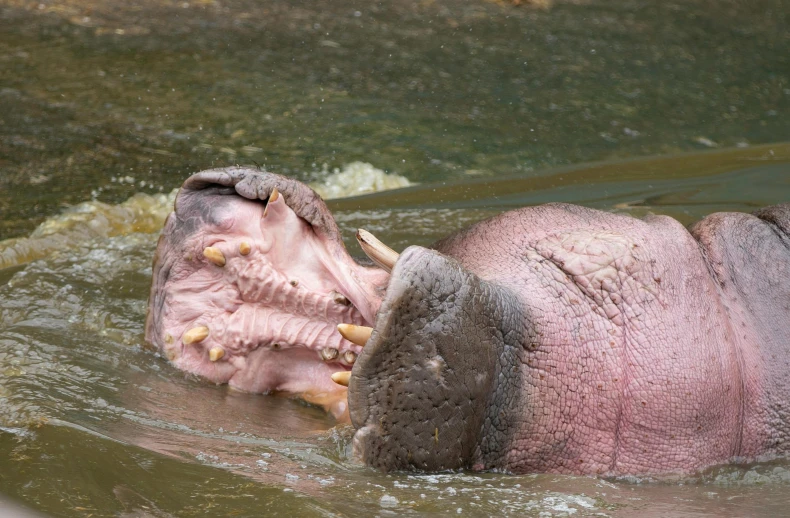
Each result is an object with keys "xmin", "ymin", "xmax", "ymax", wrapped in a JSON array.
[{"xmin": 147, "ymin": 168, "xmax": 790, "ymax": 476}]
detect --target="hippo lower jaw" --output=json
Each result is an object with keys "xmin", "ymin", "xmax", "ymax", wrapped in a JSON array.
[{"xmin": 145, "ymin": 168, "xmax": 390, "ymax": 417}]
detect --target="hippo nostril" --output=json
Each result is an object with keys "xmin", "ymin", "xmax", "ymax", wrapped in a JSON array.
[
  {"xmin": 343, "ymin": 351, "xmax": 357, "ymax": 365},
  {"xmin": 321, "ymin": 348, "xmax": 339, "ymax": 361},
  {"xmin": 203, "ymin": 246, "xmax": 226, "ymax": 266},
  {"xmin": 209, "ymin": 346, "xmax": 225, "ymax": 362},
  {"xmin": 356, "ymin": 229, "xmax": 399, "ymax": 272},
  {"xmin": 182, "ymin": 326, "xmax": 209, "ymax": 344},
  {"xmin": 337, "ymin": 324, "xmax": 373, "ymax": 347},
  {"xmin": 239, "ymin": 241, "xmax": 251, "ymax": 255}
]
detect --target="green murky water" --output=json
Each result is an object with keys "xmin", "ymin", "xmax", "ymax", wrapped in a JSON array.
[{"xmin": 1, "ymin": 0, "xmax": 790, "ymax": 516}]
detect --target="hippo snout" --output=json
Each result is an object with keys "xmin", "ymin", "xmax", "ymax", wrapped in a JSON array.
[{"xmin": 347, "ymin": 246, "xmax": 525, "ymax": 471}]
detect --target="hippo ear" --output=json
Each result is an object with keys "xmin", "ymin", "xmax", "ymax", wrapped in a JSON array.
[{"xmin": 348, "ymin": 246, "xmax": 525, "ymax": 471}]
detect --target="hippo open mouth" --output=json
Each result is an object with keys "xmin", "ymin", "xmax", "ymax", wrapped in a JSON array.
[
  {"xmin": 149, "ymin": 167, "xmax": 790, "ymax": 477},
  {"xmin": 145, "ymin": 168, "xmax": 391, "ymax": 417}
]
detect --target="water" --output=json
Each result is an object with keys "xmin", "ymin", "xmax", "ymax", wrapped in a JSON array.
[
  {"xmin": 1, "ymin": 0, "xmax": 790, "ymax": 516},
  {"xmin": 2, "ymin": 0, "xmax": 789, "ymax": 239}
]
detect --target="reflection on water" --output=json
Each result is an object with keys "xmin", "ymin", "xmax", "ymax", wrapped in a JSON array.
[{"xmin": 2, "ymin": 0, "xmax": 790, "ymax": 515}]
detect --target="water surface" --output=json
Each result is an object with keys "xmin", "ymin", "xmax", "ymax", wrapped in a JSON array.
[
  {"xmin": 1, "ymin": 0, "xmax": 790, "ymax": 516},
  {"xmin": 1, "ymin": 0, "xmax": 788, "ymax": 238}
]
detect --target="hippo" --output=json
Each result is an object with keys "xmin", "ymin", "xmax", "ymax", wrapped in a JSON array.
[{"xmin": 146, "ymin": 167, "xmax": 790, "ymax": 476}]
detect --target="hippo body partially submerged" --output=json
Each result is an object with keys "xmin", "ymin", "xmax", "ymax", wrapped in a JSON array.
[{"xmin": 146, "ymin": 167, "xmax": 790, "ymax": 476}]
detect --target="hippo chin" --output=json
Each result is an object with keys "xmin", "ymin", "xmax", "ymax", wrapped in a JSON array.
[{"xmin": 147, "ymin": 167, "xmax": 790, "ymax": 476}]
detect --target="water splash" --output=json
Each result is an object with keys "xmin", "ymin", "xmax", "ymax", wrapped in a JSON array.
[
  {"xmin": 309, "ymin": 162, "xmax": 413, "ymax": 200},
  {"xmin": 0, "ymin": 163, "xmax": 412, "ymax": 271},
  {"xmin": 0, "ymin": 191, "xmax": 177, "ymax": 270}
]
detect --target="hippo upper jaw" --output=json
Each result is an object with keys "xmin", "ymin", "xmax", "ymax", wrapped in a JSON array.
[
  {"xmin": 145, "ymin": 168, "xmax": 390, "ymax": 417},
  {"xmin": 347, "ymin": 246, "xmax": 526, "ymax": 471}
]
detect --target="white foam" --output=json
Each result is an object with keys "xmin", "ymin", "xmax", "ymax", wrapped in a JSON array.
[{"xmin": 309, "ymin": 162, "xmax": 413, "ymax": 200}]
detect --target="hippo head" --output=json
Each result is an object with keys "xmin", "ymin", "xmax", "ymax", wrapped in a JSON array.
[
  {"xmin": 150, "ymin": 167, "xmax": 781, "ymax": 476},
  {"xmin": 147, "ymin": 168, "xmax": 522, "ymax": 469}
]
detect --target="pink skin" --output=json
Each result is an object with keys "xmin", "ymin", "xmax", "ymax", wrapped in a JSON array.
[
  {"xmin": 434, "ymin": 206, "xmax": 757, "ymax": 474},
  {"xmin": 350, "ymin": 203, "xmax": 788, "ymax": 475},
  {"xmin": 149, "ymin": 187, "xmax": 387, "ymax": 418}
]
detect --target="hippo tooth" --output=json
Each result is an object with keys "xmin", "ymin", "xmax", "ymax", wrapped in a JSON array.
[
  {"xmin": 321, "ymin": 348, "xmax": 339, "ymax": 361},
  {"xmin": 209, "ymin": 346, "xmax": 225, "ymax": 362},
  {"xmin": 331, "ymin": 371, "xmax": 351, "ymax": 387},
  {"xmin": 332, "ymin": 291, "xmax": 351, "ymax": 306},
  {"xmin": 337, "ymin": 324, "xmax": 373, "ymax": 347},
  {"xmin": 356, "ymin": 229, "xmax": 399, "ymax": 273},
  {"xmin": 262, "ymin": 187, "xmax": 280, "ymax": 217},
  {"xmin": 203, "ymin": 246, "xmax": 226, "ymax": 266},
  {"xmin": 183, "ymin": 326, "xmax": 209, "ymax": 344},
  {"xmin": 239, "ymin": 241, "xmax": 251, "ymax": 255},
  {"xmin": 344, "ymin": 351, "xmax": 357, "ymax": 364}
]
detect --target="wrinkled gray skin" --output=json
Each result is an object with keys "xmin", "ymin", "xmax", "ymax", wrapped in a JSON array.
[{"xmin": 150, "ymin": 168, "xmax": 790, "ymax": 476}]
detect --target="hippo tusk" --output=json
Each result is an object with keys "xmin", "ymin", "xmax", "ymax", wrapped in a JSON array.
[
  {"xmin": 337, "ymin": 324, "xmax": 373, "ymax": 347},
  {"xmin": 262, "ymin": 187, "xmax": 280, "ymax": 218},
  {"xmin": 203, "ymin": 247, "xmax": 226, "ymax": 266},
  {"xmin": 331, "ymin": 371, "xmax": 351, "ymax": 387},
  {"xmin": 183, "ymin": 326, "xmax": 209, "ymax": 344},
  {"xmin": 356, "ymin": 229, "xmax": 399, "ymax": 273}
]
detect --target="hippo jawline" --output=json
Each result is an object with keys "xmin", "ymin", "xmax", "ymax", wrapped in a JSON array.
[{"xmin": 145, "ymin": 168, "xmax": 391, "ymax": 418}]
